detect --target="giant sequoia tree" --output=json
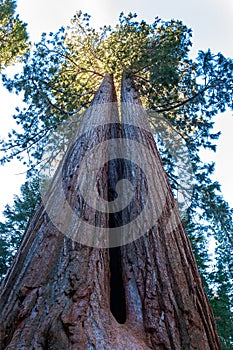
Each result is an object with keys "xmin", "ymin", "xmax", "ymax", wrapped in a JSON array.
[
  {"xmin": 0, "ymin": 71, "xmax": 222, "ymax": 350},
  {"xmin": 0, "ymin": 12, "xmax": 233, "ymax": 348}
]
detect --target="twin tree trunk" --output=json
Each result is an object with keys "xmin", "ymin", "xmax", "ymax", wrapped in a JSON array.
[{"xmin": 0, "ymin": 74, "xmax": 220, "ymax": 349}]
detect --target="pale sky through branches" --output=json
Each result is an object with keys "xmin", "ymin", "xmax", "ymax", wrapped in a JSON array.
[{"xmin": 0, "ymin": 0, "xmax": 233, "ymax": 220}]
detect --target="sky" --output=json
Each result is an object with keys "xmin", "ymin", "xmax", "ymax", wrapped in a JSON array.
[{"xmin": 0, "ymin": 0, "xmax": 233, "ymax": 220}]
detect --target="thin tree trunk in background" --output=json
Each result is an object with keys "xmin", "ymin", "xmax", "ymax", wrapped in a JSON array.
[{"xmin": 0, "ymin": 73, "xmax": 220, "ymax": 349}]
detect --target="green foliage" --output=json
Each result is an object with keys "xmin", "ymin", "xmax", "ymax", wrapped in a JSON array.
[
  {"xmin": 0, "ymin": 11, "xmax": 232, "ymax": 346},
  {"xmin": 210, "ymin": 261, "xmax": 233, "ymax": 349},
  {"xmin": 0, "ymin": 178, "xmax": 40, "ymax": 281},
  {"xmin": 0, "ymin": 0, "xmax": 29, "ymax": 70}
]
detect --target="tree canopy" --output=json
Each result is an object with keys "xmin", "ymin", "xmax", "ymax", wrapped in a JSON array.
[
  {"xmin": 0, "ymin": 178, "xmax": 40, "ymax": 279},
  {"xmin": 0, "ymin": 12, "xmax": 232, "ymax": 348},
  {"xmin": 0, "ymin": 0, "xmax": 29, "ymax": 71}
]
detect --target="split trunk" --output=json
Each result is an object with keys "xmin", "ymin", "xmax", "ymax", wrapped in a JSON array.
[{"xmin": 0, "ymin": 74, "xmax": 220, "ymax": 349}]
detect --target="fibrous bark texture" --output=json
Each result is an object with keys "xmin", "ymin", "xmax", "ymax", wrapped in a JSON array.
[
  {"xmin": 119, "ymin": 73, "xmax": 220, "ymax": 349},
  {"xmin": 0, "ymin": 73, "xmax": 220, "ymax": 349}
]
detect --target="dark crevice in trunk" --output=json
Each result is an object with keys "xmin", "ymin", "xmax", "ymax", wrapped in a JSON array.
[
  {"xmin": 109, "ymin": 246, "xmax": 126, "ymax": 324},
  {"xmin": 108, "ymin": 149, "xmax": 127, "ymax": 324}
]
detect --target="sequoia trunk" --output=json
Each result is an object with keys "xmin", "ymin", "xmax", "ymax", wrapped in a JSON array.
[
  {"xmin": 119, "ymin": 73, "xmax": 220, "ymax": 349},
  {"xmin": 0, "ymin": 73, "xmax": 220, "ymax": 349}
]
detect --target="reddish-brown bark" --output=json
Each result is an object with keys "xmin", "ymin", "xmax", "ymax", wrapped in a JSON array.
[
  {"xmin": 0, "ymin": 73, "xmax": 220, "ymax": 349},
  {"xmin": 119, "ymin": 73, "xmax": 221, "ymax": 349}
]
